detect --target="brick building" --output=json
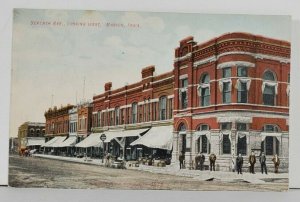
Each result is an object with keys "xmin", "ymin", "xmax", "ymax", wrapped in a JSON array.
[
  {"xmin": 17, "ymin": 122, "xmax": 45, "ymax": 151},
  {"xmin": 43, "ymin": 105, "xmax": 74, "ymax": 152},
  {"xmin": 91, "ymin": 65, "xmax": 174, "ymax": 160},
  {"xmin": 172, "ymin": 32, "xmax": 290, "ymax": 171}
]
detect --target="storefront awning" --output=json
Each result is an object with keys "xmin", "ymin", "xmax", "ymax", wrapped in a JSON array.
[
  {"xmin": 26, "ymin": 137, "xmax": 45, "ymax": 147},
  {"xmin": 103, "ymin": 128, "xmax": 149, "ymax": 143},
  {"xmin": 51, "ymin": 136, "xmax": 68, "ymax": 148},
  {"xmin": 75, "ymin": 133, "xmax": 103, "ymax": 148},
  {"xmin": 41, "ymin": 137, "xmax": 59, "ymax": 147},
  {"xmin": 130, "ymin": 125, "xmax": 173, "ymax": 150},
  {"xmin": 58, "ymin": 136, "xmax": 77, "ymax": 147}
]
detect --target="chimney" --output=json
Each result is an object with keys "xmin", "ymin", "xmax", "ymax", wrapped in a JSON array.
[
  {"xmin": 141, "ymin": 65, "xmax": 155, "ymax": 79},
  {"xmin": 104, "ymin": 82, "xmax": 112, "ymax": 91}
]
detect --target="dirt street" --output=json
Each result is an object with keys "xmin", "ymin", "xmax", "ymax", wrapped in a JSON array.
[{"xmin": 9, "ymin": 155, "xmax": 287, "ymax": 191}]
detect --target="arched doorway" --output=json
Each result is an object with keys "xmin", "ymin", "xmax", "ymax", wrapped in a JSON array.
[{"xmin": 178, "ymin": 123, "xmax": 187, "ymax": 154}]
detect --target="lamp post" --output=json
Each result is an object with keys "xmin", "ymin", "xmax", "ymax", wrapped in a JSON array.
[{"xmin": 100, "ymin": 134, "xmax": 106, "ymax": 163}]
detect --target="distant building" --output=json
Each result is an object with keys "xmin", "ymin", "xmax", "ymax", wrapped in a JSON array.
[
  {"xmin": 44, "ymin": 105, "xmax": 74, "ymax": 140},
  {"xmin": 17, "ymin": 122, "xmax": 45, "ymax": 151}
]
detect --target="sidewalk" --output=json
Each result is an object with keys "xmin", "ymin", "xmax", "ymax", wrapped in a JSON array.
[{"xmin": 33, "ymin": 154, "xmax": 288, "ymax": 184}]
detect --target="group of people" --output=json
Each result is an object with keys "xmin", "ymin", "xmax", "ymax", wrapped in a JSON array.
[
  {"xmin": 179, "ymin": 151, "xmax": 281, "ymax": 174},
  {"xmin": 179, "ymin": 152, "xmax": 217, "ymax": 171},
  {"xmin": 235, "ymin": 151, "xmax": 281, "ymax": 174}
]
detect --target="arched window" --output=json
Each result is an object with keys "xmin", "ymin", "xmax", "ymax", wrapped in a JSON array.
[
  {"xmin": 262, "ymin": 70, "xmax": 277, "ymax": 106},
  {"xmin": 159, "ymin": 96, "xmax": 167, "ymax": 120},
  {"xmin": 178, "ymin": 123, "xmax": 186, "ymax": 132},
  {"xmin": 263, "ymin": 70, "xmax": 276, "ymax": 81},
  {"xmin": 115, "ymin": 107, "xmax": 120, "ymax": 125},
  {"xmin": 132, "ymin": 103, "xmax": 138, "ymax": 124},
  {"xmin": 200, "ymin": 73, "xmax": 210, "ymax": 106}
]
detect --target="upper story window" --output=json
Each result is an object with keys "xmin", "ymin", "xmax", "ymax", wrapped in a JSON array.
[
  {"xmin": 159, "ymin": 96, "xmax": 167, "ymax": 120},
  {"xmin": 36, "ymin": 129, "xmax": 40, "ymax": 136},
  {"xmin": 30, "ymin": 128, "xmax": 34, "ymax": 136},
  {"xmin": 199, "ymin": 124, "xmax": 209, "ymax": 131},
  {"xmin": 237, "ymin": 81, "xmax": 248, "ymax": 103},
  {"xmin": 97, "ymin": 111, "xmax": 101, "ymax": 127},
  {"xmin": 132, "ymin": 103, "xmax": 138, "ymax": 124},
  {"xmin": 181, "ymin": 78, "xmax": 188, "ymax": 88},
  {"xmin": 262, "ymin": 70, "xmax": 277, "ymax": 106},
  {"xmin": 115, "ymin": 107, "xmax": 120, "ymax": 125},
  {"xmin": 237, "ymin": 123, "xmax": 247, "ymax": 131},
  {"xmin": 237, "ymin": 66, "xmax": 248, "ymax": 77},
  {"xmin": 223, "ymin": 82, "xmax": 231, "ymax": 103},
  {"xmin": 221, "ymin": 122, "xmax": 231, "ymax": 130},
  {"xmin": 223, "ymin": 67, "xmax": 231, "ymax": 78},
  {"xmin": 200, "ymin": 73, "xmax": 210, "ymax": 107},
  {"xmin": 288, "ymin": 73, "xmax": 290, "ymax": 83},
  {"xmin": 263, "ymin": 124, "xmax": 280, "ymax": 132},
  {"xmin": 180, "ymin": 78, "xmax": 188, "ymax": 109}
]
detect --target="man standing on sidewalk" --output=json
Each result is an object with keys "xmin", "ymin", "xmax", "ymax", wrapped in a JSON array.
[
  {"xmin": 259, "ymin": 152, "xmax": 268, "ymax": 174},
  {"xmin": 272, "ymin": 154, "xmax": 280, "ymax": 173},
  {"xmin": 209, "ymin": 153, "xmax": 216, "ymax": 171},
  {"xmin": 249, "ymin": 151, "xmax": 256, "ymax": 174},
  {"xmin": 236, "ymin": 153, "xmax": 243, "ymax": 174},
  {"xmin": 199, "ymin": 153, "xmax": 205, "ymax": 171},
  {"xmin": 179, "ymin": 151, "xmax": 185, "ymax": 169}
]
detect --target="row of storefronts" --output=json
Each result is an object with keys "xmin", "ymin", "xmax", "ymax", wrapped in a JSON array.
[{"xmin": 22, "ymin": 32, "xmax": 290, "ymax": 172}]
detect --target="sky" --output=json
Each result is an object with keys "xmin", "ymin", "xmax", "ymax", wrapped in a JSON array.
[{"xmin": 9, "ymin": 9, "xmax": 291, "ymax": 137}]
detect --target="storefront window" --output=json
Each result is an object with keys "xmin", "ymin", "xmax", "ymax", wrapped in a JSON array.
[
  {"xmin": 237, "ymin": 136, "xmax": 247, "ymax": 156},
  {"xmin": 261, "ymin": 124, "xmax": 280, "ymax": 155},
  {"xmin": 222, "ymin": 134, "xmax": 231, "ymax": 154}
]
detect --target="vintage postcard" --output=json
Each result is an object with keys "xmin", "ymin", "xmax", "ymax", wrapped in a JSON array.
[{"xmin": 9, "ymin": 9, "xmax": 291, "ymax": 191}]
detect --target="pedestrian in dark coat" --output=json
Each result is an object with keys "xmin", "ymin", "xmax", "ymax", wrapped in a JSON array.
[
  {"xmin": 259, "ymin": 152, "xmax": 268, "ymax": 174},
  {"xmin": 179, "ymin": 151, "xmax": 185, "ymax": 169},
  {"xmin": 249, "ymin": 151, "xmax": 256, "ymax": 174},
  {"xmin": 209, "ymin": 153, "xmax": 216, "ymax": 171},
  {"xmin": 199, "ymin": 153, "xmax": 205, "ymax": 171},
  {"xmin": 194, "ymin": 153, "xmax": 201, "ymax": 170},
  {"xmin": 236, "ymin": 153, "xmax": 243, "ymax": 174},
  {"xmin": 272, "ymin": 154, "xmax": 280, "ymax": 173}
]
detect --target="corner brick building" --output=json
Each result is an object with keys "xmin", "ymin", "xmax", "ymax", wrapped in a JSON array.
[{"xmin": 172, "ymin": 33, "xmax": 290, "ymax": 171}]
